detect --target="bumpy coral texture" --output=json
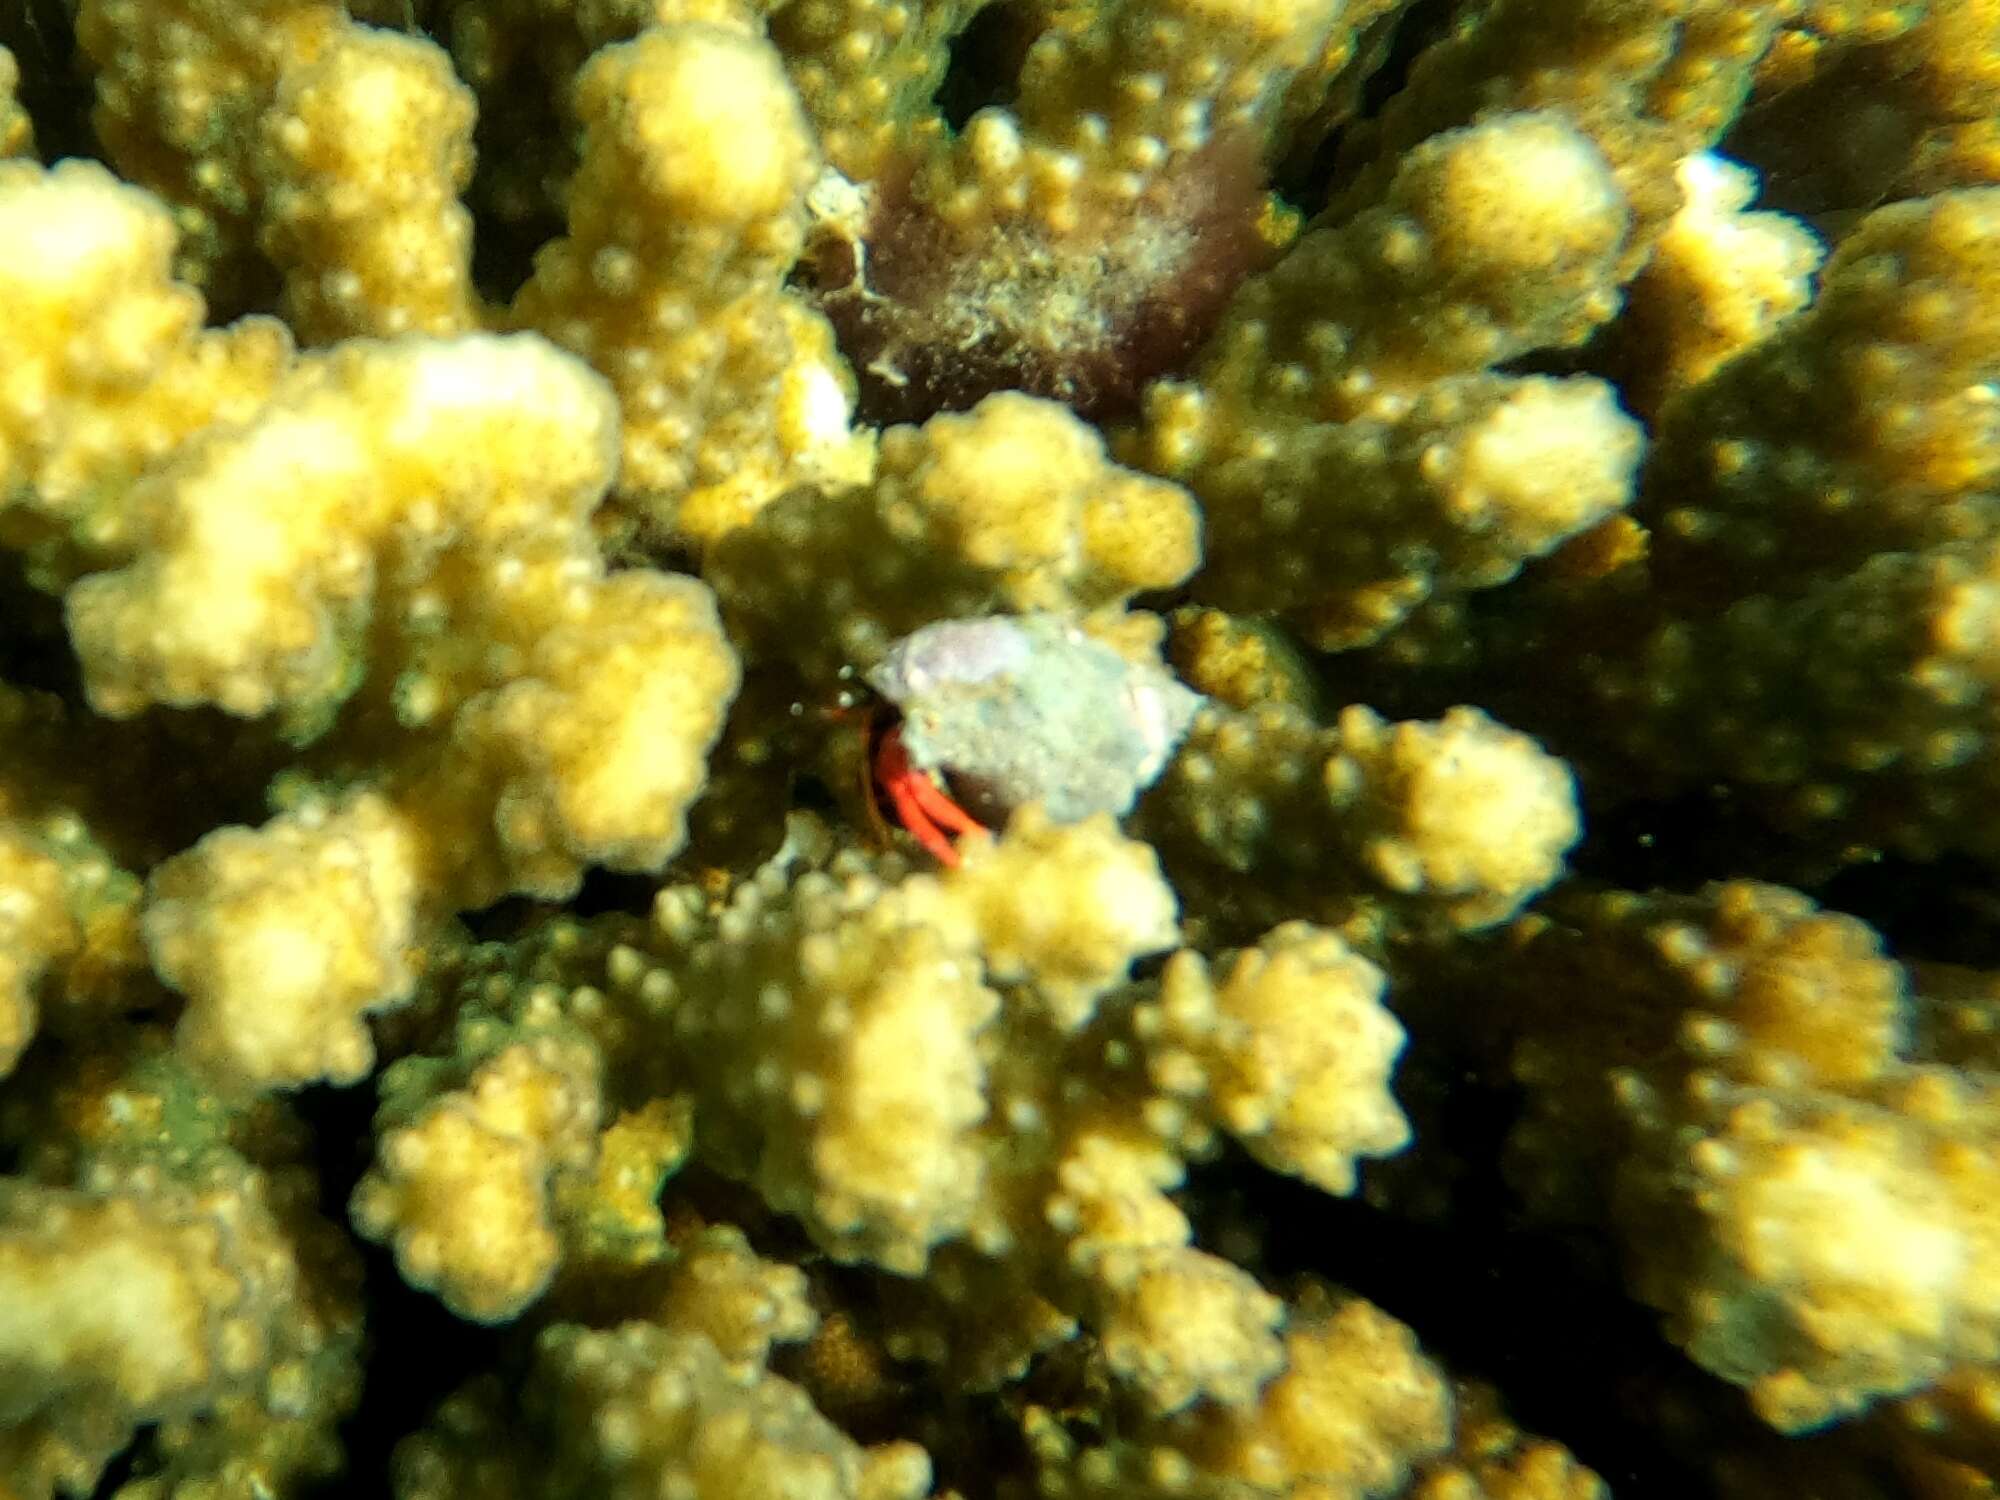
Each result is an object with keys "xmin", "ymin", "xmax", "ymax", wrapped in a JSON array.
[
  {"xmin": 0, "ymin": 1031, "xmax": 362, "ymax": 1498},
  {"xmin": 1451, "ymin": 185, "xmax": 2000, "ymax": 865},
  {"xmin": 1137, "ymin": 110, "xmax": 1645, "ymax": 649},
  {"xmin": 709, "ymin": 389, "xmax": 1202, "ymax": 679},
  {"xmin": 7, "ymin": 0, "xmax": 2000, "ymax": 1496},
  {"xmin": 1496, "ymin": 882, "xmax": 2000, "ymax": 1431},
  {"xmin": 511, "ymin": 21, "xmax": 867, "ymax": 544}
]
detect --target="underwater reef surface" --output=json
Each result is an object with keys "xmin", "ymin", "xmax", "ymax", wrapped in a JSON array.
[{"xmin": 2, "ymin": 0, "xmax": 2000, "ymax": 1495}]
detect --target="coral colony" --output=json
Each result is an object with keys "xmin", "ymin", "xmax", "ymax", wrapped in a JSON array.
[{"xmin": 3, "ymin": 1, "xmax": 2000, "ymax": 1497}]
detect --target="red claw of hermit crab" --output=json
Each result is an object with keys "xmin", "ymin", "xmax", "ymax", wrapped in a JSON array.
[{"xmin": 873, "ymin": 721, "xmax": 986, "ymax": 866}]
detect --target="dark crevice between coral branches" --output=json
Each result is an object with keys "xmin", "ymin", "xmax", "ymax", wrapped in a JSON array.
[
  {"xmin": 1271, "ymin": 0, "xmax": 1459, "ymax": 213},
  {"xmin": 1571, "ymin": 788, "xmax": 2000, "ymax": 969},
  {"xmin": 1, "ymin": 2, "xmax": 101, "ymax": 169},
  {"xmin": 86, "ymin": 1431, "xmax": 149, "ymax": 1498},
  {"xmin": 464, "ymin": 85, "xmax": 573, "ymax": 304},
  {"xmin": 1566, "ymin": 785, "xmax": 1832, "ymax": 898},
  {"xmin": 0, "ymin": 552, "xmax": 80, "ymax": 697},
  {"xmin": 1718, "ymin": 38, "xmax": 1914, "ymax": 221},
  {"xmin": 1819, "ymin": 853, "xmax": 2000, "ymax": 969},
  {"xmin": 1191, "ymin": 1129, "xmax": 1721, "ymax": 1498},
  {"xmin": 468, "ymin": 184, "xmax": 563, "ymax": 307},
  {"xmin": 459, "ymin": 865, "xmax": 662, "ymax": 941},
  {"xmin": 290, "ymin": 1078, "xmax": 510, "ymax": 1500},
  {"xmin": 931, "ymin": 0, "xmax": 1035, "ymax": 132}
]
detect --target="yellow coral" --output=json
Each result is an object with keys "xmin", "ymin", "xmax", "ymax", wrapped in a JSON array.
[
  {"xmin": 0, "ymin": 805, "xmax": 144, "ymax": 1079},
  {"xmin": 0, "ymin": 828, "xmax": 67, "ymax": 1073},
  {"xmin": 1500, "ymin": 882, "xmax": 2000, "ymax": 1430},
  {"xmin": 1137, "ymin": 112, "xmax": 1641, "ymax": 648},
  {"xmin": 1645, "ymin": 188, "xmax": 2000, "ymax": 598},
  {"xmin": 54, "ymin": 332, "xmax": 737, "ymax": 1088},
  {"xmin": 1666, "ymin": 1090, "xmax": 2000, "ymax": 1430},
  {"xmin": 0, "ymin": 1187, "xmax": 250, "ymax": 1442},
  {"xmin": 648, "ymin": 850, "xmax": 998, "ymax": 1273},
  {"xmin": 924, "ymin": 0, "xmax": 1348, "ymax": 240},
  {"xmin": 1025, "ymin": 1287, "xmax": 1455, "ymax": 1498},
  {"xmin": 1138, "ymin": 702, "xmax": 1580, "ymax": 943},
  {"xmin": 643, "ymin": 1224, "xmax": 818, "ymax": 1369},
  {"xmin": 1330, "ymin": 0, "xmax": 1791, "ymax": 273},
  {"xmin": 258, "ymin": 24, "xmax": 480, "ymax": 340},
  {"xmin": 1086, "ymin": 1243, "xmax": 1285, "ymax": 1415},
  {"xmin": 948, "ymin": 805, "xmax": 1181, "ymax": 1030},
  {"xmin": 710, "ymin": 391, "xmax": 1200, "ymax": 677},
  {"xmin": 13, "ymin": 0, "xmax": 2000, "ymax": 1492},
  {"xmin": 1146, "ymin": 922, "xmax": 1411, "ymax": 1193},
  {"xmin": 512, "ymin": 22, "xmax": 866, "ymax": 543},
  {"xmin": 66, "ymin": 332, "xmax": 616, "ymax": 720},
  {"xmin": 1611, "ymin": 151, "xmax": 1823, "ymax": 414},
  {"xmin": 353, "ymin": 1034, "xmax": 603, "ymax": 1321},
  {"xmin": 76, "ymin": 0, "xmax": 346, "ymax": 292},
  {"xmin": 396, "ymin": 1321, "xmax": 932, "ymax": 1500},
  {"xmin": 1167, "ymin": 606, "xmax": 1321, "ymax": 714},
  {"xmin": 1408, "ymin": 1383, "xmax": 1609, "ymax": 1500},
  {"xmin": 1540, "ymin": 187, "xmax": 2000, "ymax": 859},
  {"xmin": 0, "ymin": 1030, "xmax": 362, "ymax": 1498},
  {"xmin": 0, "ymin": 159, "xmax": 291, "ymax": 584},
  {"xmin": 772, "ymin": 0, "xmax": 983, "ymax": 182},
  {"xmin": 147, "ymin": 793, "xmax": 426, "ymax": 1088}
]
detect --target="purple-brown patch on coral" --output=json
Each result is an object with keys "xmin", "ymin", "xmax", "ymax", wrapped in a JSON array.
[{"xmin": 802, "ymin": 131, "xmax": 1276, "ymax": 426}]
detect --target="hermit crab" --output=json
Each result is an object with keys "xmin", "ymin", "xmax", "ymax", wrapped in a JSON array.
[{"xmin": 858, "ymin": 613, "xmax": 1203, "ymax": 865}]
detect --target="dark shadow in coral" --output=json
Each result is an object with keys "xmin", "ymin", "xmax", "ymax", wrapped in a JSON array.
[
  {"xmin": 931, "ymin": 0, "xmax": 1035, "ymax": 131},
  {"xmin": 1, "ymin": 1, "xmax": 104, "ymax": 169},
  {"xmin": 1820, "ymin": 852, "xmax": 2000, "ymax": 969},
  {"xmin": 1271, "ymin": 0, "xmax": 1460, "ymax": 214},
  {"xmin": 457, "ymin": 860, "xmax": 666, "ymax": 942},
  {"xmin": 1188, "ymin": 1126, "xmax": 1722, "ymax": 1497},
  {"xmin": 291, "ymin": 1076, "xmax": 513, "ymax": 1499},
  {"xmin": 0, "ymin": 551, "xmax": 81, "ymax": 698}
]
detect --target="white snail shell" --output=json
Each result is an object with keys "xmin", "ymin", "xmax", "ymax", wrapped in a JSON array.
[{"xmin": 868, "ymin": 614, "xmax": 1202, "ymax": 823}]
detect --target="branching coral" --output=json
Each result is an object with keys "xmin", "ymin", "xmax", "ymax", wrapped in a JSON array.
[
  {"xmin": 510, "ymin": 18, "xmax": 867, "ymax": 544},
  {"xmin": 1143, "ymin": 922, "xmax": 1412, "ymax": 1194},
  {"xmin": 708, "ymin": 389, "xmax": 1200, "ymax": 678},
  {"xmin": 0, "ymin": 807, "xmax": 143, "ymax": 1079},
  {"xmin": 43, "ymin": 326, "xmax": 740, "ymax": 1089},
  {"xmin": 1135, "ymin": 110, "xmax": 1644, "ymax": 649},
  {"xmin": 1605, "ymin": 149, "xmax": 1825, "ymax": 416},
  {"xmin": 394, "ymin": 1320, "xmax": 932, "ymax": 1500},
  {"xmin": 1329, "ymin": 0, "xmax": 1789, "ymax": 264},
  {"xmin": 257, "ymin": 23, "xmax": 481, "ymax": 340},
  {"xmin": 1454, "ymin": 185, "xmax": 2000, "ymax": 862},
  {"xmin": 1727, "ymin": 0, "xmax": 2000, "ymax": 212},
  {"xmin": 75, "ymin": 0, "xmax": 349, "ymax": 301},
  {"xmin": 1134, "ymin": 701, "xmax": 1580, "ymax": 946},
  {"xmin": 1017, "ymin": 1285, "xmax": 1456, "ymax": 1499},
  {"xmin": 1491, "ymin": 882, "xmax": 2000, "ymax": 1431},
  {"xmin": 0, "ymin": 159, "xmax": 292, "ymax": 590},
  {"xmin": 347, "ymin": 812, "xmax": 1424, "ymax": 1426},
  {"xmin": 6, "ymin": 0, "xmax": 2000, "ymax": 1494},
  {"xmin": 0, "ymin": 1029, "xmax": 363, "ymax": 1498},
  {"xmin": 352, "ymin": 1031, "xmax": 605, "ymax": 1319}
]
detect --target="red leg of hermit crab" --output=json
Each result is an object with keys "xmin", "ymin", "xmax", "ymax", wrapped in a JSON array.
[{"xmin": 872, "ymin": 721, "xmax": 985, "ymax": 866}]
